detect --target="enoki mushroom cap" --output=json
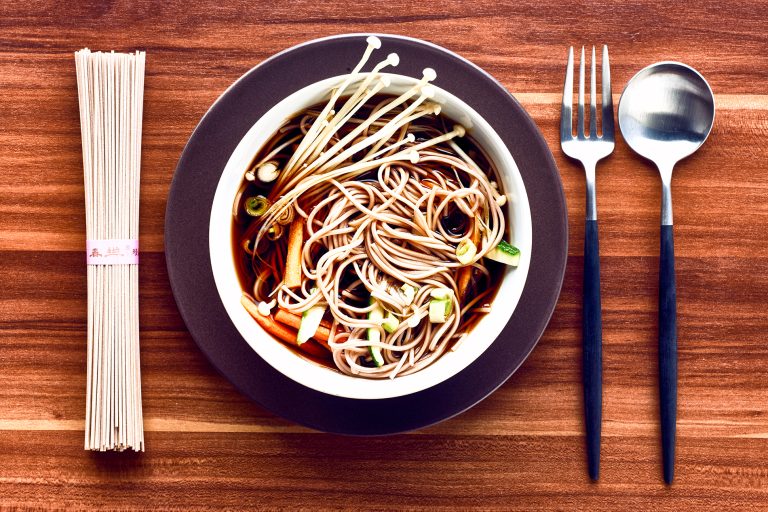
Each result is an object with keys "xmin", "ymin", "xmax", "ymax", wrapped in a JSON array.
[
  {"xmin": 452, "ymin": 124, "xmax": 466, "ymax": 137},
  {"xmin": 423, "ymin": 101, "xmax": 442, "ymax": 115},
  {"xmin": 422, "ymin": 68, "xmax": 437, "ymax": 81},
  {"xmin": 366, "ymin": 36, "xmax": 382, "ymax": 49},
  {"xmin": 387, "ymin": 53, "xmax": 400, "ymax": 67},
  {"xmin": 257, "ymin": 161, "xmax": 280, "ymax": 182},
  {"xmin": 420, "ymin": 85, "xmax": 436, "ymax": 99}
]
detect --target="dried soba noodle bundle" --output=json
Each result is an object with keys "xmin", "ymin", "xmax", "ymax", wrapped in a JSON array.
[{"xmin": 75, "ymin": 49, "xmax": 145, "ymax": 451}]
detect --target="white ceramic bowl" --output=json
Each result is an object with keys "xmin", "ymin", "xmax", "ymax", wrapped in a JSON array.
[{"xmin": 209, "ymin": 73, "xmax": 532, "ymax": 400}]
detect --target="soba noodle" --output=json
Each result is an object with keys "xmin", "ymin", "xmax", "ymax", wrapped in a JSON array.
[{"xmin": 234, "ymin": 37, "xmax": 517, "ymax": 379}]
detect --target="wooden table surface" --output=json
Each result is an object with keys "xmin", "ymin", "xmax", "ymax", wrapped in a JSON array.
[{"xmin": 2, "ymin": 1, "xmax": 767, "ymax": 509}]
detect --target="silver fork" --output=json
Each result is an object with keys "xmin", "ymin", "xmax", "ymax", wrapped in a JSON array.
[{"xmin": 560, "ymin": 45, "xmax": 614, "ymax": 481}]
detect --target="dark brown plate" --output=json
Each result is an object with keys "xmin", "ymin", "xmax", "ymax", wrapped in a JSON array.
[{"xmin": 165, "ymin": 34, "xmax": 567, "ymax": 435}]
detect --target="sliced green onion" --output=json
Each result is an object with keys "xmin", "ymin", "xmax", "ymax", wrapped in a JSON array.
[
  {"xmin": 368, "ymin": 299, "xmax": 386, "ymax": 367},
  {"xmin": 381, "ymin": 313, "xmax": 400, "ymax": 334},
  {"xmin": 485, "ymin": 240, "xmax": 520, "ymax": 267},
  {"xmin": 430, "ymin": 287, "xmax": 453, "ymax": 301},
  {"xmin": 429, "ymin": 287, "xmax": 454, "ymax": 323},
  {"xmin": 245, "ymin": 195, "xmax": 270, "ymax": 217},
  {"xmin": 267, "ymin": 224, "xmax": 283, "ymax": 240},
  {"xmin": 429, "ymin": 298, "xmax": 452, "ymax": 323},
  {"xmin": 297, "ymin": 304, "xmax": 326, "ymax": 345},
  {"xmin": 367, "ymin": 299, "xmax": 385, "ymax": 344},
  {"xmin": 456, "ymin": 239, "xmax": 477, "ymax": 265}
]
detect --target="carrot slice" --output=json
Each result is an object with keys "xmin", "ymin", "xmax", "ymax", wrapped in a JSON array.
[
  {"xmin": 240, "ymin": 294, "xmax": 328, "ymax": 358},
  {"xmin": 284, "ymin": 218, "xmax": 304, "ymax": 288},
  {"xmin": 293, "ymin": 339, "xmax": 328, "ymax": 358}
]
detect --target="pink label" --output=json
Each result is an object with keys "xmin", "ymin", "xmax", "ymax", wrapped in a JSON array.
[{"xmin": 86, "ymin": 239, "xmax": 139, "ymax": 265}]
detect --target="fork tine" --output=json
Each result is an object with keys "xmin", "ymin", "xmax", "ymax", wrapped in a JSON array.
[
  {"xmin": 560, "ymin": 46, "xmax": 574, "ymax": 141},
  {"xmin": 577, "ymin": 46, "xmax": 585, "ymax": 139},
  {"xmin": 589, "ymin": 46, "xmax": 597, "ymax": 138},
  {"xmin": 601, "ymin": 45, "xmax": 614, "ymax": 138}
]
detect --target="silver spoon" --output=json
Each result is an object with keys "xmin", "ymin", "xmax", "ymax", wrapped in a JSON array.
[{"xmin": 618, "ymin": 62, "xmax": 715, "ymax": 485}]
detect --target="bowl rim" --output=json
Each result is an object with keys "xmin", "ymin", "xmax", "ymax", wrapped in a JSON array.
[{"xmin": 208, "ymin": 72, "xmax": 532, "ymax": 399}]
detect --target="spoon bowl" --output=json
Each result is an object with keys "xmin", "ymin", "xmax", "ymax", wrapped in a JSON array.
[{"xmin": 619, "ymin": 62, "xmax": 715, "ymax": 172}]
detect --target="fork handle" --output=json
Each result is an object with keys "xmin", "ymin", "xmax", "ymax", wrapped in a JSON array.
[
  {"xmin": 659, "ymin": 224, "xmax": 677, "ymax": 485},
  {"xmin": 583, "ymin": 218, "xmax": 602, "ymax": 481}
]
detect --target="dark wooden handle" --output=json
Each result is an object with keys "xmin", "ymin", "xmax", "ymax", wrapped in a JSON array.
[
  {"xmin": 583, "ymin": 219, "xmax": 602, "ymax": 481},
  {"xmin": 659, "ymin": 224, "xmax": 678, "ymax": 485}
]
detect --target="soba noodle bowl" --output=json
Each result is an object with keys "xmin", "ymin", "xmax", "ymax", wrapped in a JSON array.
[{"xmin": 232, "ymin": 36, "xmax": 520, "ymax": 379}]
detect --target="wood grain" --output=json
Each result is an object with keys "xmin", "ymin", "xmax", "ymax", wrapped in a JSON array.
[{"xmin": 1, "ymin": 0, "xmax": 768, "ymax": 509}]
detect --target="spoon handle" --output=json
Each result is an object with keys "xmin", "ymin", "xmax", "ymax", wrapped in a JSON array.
[
  {"xmin": 583, "ymin": 219, "xmax": 602, "ymax": 481},
  {"xmin": 659, "ymin": 224, "xmax": 677, "ymax": 484}
]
